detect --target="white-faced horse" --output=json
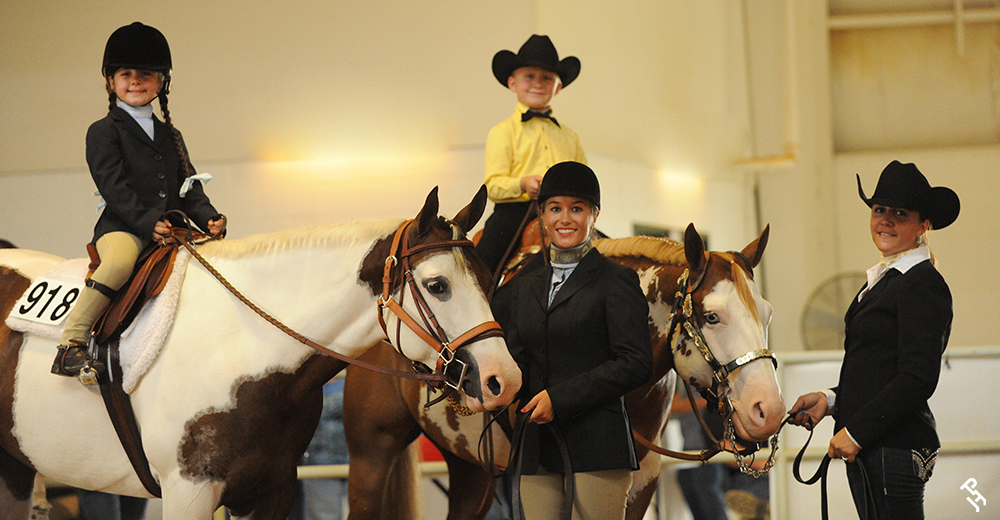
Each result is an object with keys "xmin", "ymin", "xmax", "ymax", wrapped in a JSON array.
[
  {"xmin": 0, "ymin": 186, "xmax": 521, "ymax": 520},
  {"xmin": 341, "ymin": 223, "xmax": 785, "ymax": 520}
]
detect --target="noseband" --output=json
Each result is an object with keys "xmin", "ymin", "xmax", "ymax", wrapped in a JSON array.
[
  {"xmin": 668, "ymin": 254, "xmax": 781, "ymax": 477},
  {"xmin": 376, "ymin": 219, "xmax": 505, "ymax": 403}
]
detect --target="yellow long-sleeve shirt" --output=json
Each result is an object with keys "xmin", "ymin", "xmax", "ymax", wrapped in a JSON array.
[{"xmin": 484, "ymin": 102, "xmax": 587, "ymax": 203}]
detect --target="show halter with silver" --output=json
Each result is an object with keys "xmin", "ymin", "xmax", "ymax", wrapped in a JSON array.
[{"xmin": 667, "ymin": 257, "xmax": 780, "ymax": 477}]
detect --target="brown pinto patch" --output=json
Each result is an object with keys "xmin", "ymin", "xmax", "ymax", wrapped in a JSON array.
[
  {"xmin": 0, "ymin": 266, "xmax": 35, "ymax": 502},
  {"xmin": 178, "ymin": 353, "xmax": 345, "ymax": 517}
]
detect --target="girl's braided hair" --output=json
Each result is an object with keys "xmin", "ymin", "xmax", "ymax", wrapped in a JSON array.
[{"xmin": 106, "ymin": 76, "xmax": 193, "ymax": 179}]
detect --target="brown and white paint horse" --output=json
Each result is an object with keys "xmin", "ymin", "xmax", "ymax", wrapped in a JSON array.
[
  {"xmin": 0, "ymin": 187, "xmax": 521, "ymax": 520},
  {"xmin": 341, "ymin": 223, "xmax": 785, "ymax": 520}
]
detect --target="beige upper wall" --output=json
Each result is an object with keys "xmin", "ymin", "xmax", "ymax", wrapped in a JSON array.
[
  {"xmin": 1, "ymin": 1, "xmax": 759, "ymax": 178},
  {"xmin": 0, "ymin": 1, "xmax": 535, "ymax": 171},
  {"xmin": 2, "ymin": 1, "xmax": 997, "ymax": 350}
]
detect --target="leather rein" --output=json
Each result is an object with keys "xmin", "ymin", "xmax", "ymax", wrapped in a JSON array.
[
  {"xmin": 632, "ymin": 255, "xmax": 783, "ymax": 477},
  {"xmin": 176, "ymin": 215, "xmax": 503, "ymax": 395}
]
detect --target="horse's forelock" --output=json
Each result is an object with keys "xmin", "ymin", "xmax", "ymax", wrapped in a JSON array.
[{"xmin": 720, "ymin": 253, "xmax": 761, "ymax": 328}]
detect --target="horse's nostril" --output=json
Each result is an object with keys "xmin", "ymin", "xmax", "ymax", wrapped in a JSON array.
[{"xmin": 487, "ymin": 376, "xmax": 501, "ymax": 397}]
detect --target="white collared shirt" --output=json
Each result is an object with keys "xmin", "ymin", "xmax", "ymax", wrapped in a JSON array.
[
  {"xmin": 857, "ymin": 244, "xmax": 931, "ymax": 302},
  {"xmin": 548, "ymin": 262, "xmax": 577, "ymax": 308}
]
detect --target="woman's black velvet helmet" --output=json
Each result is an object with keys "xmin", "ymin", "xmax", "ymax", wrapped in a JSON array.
[
  {"xmin": 538, "ymin": 161, "xmax": 600, "ymax": 209},
  {"xmin": 102, "ymin": 22, "xmax": 172, "ymax": 77}
]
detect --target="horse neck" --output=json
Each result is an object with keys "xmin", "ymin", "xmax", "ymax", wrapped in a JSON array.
[
  {"xmin": 191, "ymin": 223, "xmax": 398, "ymax": 351},
  {"xmin": 603, "ymin": 253, "xmax": 685, "ymax": 382}
]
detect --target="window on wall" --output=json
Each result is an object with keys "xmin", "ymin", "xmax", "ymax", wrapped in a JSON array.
[
  {"xmin": 828, "ymin": 1, "xmax": 1000, "ymax": 152},
  {"xmin": 633, "ymin": 223, "xmax": 708, "ymax": 250}
]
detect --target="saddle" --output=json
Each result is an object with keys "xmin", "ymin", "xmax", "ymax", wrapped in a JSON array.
[
  {"xmin": 88, "ymin": 233, "xmax": 189, "ymax": 345},
  {"xmin": 86, "ymin": 228, "xmax": 215, "ymax": 500}
]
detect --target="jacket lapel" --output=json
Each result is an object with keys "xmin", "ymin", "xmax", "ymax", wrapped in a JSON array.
[
  {"xmin": 847, "ymin": 269, "xmax": 900, "ymax": 320},
  {"xmin": 547, "ymin": 249, "xmax": 601, "ymax": 311},
  {"xmin": 526, "ymin": 264, "xmax": 552, "ymax": 312}
]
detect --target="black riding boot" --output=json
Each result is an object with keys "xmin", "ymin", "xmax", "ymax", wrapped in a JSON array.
[{"xmin": 51, "ymin": 341, "xmax": 90, "ymax": 377}]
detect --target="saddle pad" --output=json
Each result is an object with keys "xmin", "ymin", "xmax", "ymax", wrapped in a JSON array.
[
  {"xmin": 4, "ymin": 258, "xmax": 90, "ymax": 338},
  {"xmin": 6, "ymin": 249, "xmax": 192, "ymax": 394}
]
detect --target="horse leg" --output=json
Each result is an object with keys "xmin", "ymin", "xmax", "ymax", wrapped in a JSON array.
[
  {"xmin": 30, "ymin": 475, "xmax": 51, "ymax": 520},
  {"xmin": 344, "ymin": 347, "xmax": 423, "ymax": 520},
  {"xmin": 158, "ymin": 471, "xmax": 222, "ymax": 520},
  {"xmin": 0, "ymin": 450, "xmax": 34, "ymax": 520},
  {"xmin": 226, "ymin": 471, "xmax": 298, "ymax": 520},
  {"xmin": 439, "ymin": 447, "xmax": 496, "ymax": 520},
  {"xmin": 624, "ymin": 452, "xmax": 661, "ymax": 520},
  {"xmin": 346, "ymin": 430, "xmax": 421, "ymax": 520}
]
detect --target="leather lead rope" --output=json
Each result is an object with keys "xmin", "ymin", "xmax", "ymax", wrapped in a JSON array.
[
  {"xmin": 791, "ymin": 416, "xmax": 878, "ymax": 520},
  {"xmin": 506, "ymin": 413, "xmax": 574, "ymax": 520}
]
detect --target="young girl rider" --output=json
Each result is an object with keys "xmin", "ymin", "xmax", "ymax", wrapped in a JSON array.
[{"xmin": 52, "ymin": 22, "xmax": 225, "ymax": 377}]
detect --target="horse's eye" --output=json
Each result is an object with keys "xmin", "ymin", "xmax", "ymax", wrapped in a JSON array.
[
  {"xmin": 423, "ymin": 277, "xmax": 451, "ymax": 298},
  {"xmin": 704, "ymin": 312, "xmax": 720, "ymax": 325}
]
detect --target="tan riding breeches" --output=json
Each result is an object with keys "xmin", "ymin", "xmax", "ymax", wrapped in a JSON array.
[
  {"xmin": 58, "ymin": 232, "xmax": 146, "ymax": 345},
  {"xmin": 521, "ymin": 466, "xmax": 632, "ymax": 520}
]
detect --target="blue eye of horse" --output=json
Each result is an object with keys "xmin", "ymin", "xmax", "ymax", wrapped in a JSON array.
[{"xmin": 704, "ymin": 312, "xmax": 720, "ymax": 325}]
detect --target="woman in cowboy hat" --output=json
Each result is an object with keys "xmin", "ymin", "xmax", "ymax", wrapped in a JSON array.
[
  {"xmin": 789, "ymin": 160, "xmax": 960, "ymax": 519},
  {"xmin": 476, "ymin": 34, "xmax": 587, "ymax": 273},
  {"xmin": 497, "ymin": 161, "xmax": 651, "ymax": 520}
]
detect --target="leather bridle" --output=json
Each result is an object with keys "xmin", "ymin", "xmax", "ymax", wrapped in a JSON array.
[{"xmin": 376, "ymin": 219, "xmax": 505, "ymax": 401}]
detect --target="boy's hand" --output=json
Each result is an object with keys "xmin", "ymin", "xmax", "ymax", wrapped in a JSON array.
[{"xmin": 520, "ymin": 175, "xmax": 543, "ymax": 199}]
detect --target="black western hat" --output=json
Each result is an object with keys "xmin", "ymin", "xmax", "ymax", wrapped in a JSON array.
[
  {"xmin": 538, "ymin": 161, "xmax": 600, "ymax": 209},
  {"xmin": 857, "ymin": 160, "xmax": 960, "ymax": 229},
  {"xmin": 103, "ymin": 22, "xmax": 172, "ymax": 77},
  {"xmin": 492, "ymin": 35, "xmax": 580, "ymax": 88}
]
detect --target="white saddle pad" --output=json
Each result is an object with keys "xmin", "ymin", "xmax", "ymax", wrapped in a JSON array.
[{"xmin": 6, "ymin": 249, "xmax": 192, "ymax": 393}]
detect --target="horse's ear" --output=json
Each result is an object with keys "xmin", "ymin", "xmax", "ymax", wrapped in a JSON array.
[
  {"xmin": 452, "ymin": 185, "xmax": 488, "ymax": 234},
  {"xmin": 741, "ymin": 224, "xmax": 770, "ymax": 268},
  {"xmin": 684, "ymin": 223, "xmax": 707, "ymax": 272},
  {"xmin": 416, "ymin": 186, "xmax": 440, "ymax": 236}
]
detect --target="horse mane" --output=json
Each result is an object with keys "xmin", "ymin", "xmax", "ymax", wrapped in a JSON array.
[
  {"xmin": 594, "ymin": 236, "xmax": 687, "ymax": 266},
  {"xmin": 196, "ymin": 219, "xmax": 406, "ymax": 259},
  {"xmin": 596, "ymin": 237, "xmax": 762, "ymax": 327}
]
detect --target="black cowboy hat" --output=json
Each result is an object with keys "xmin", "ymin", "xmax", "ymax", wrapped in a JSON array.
[
  {"xmin": 857, "ymin": 160, "xmax": 960, "ymax": 230},
  {"xmin": 103, "ymin": 22, "xmax": 172, "ymax": 77},
  {"xmin": 538, "ymin": 161, "xmax": 600, "ymax": 209},
  {"xmin": 492, "ymin": 35, "xmax": 580, "ymax": 88}
]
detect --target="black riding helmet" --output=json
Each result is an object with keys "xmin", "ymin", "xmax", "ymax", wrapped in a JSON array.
[
  {"xmin": 537, "ymin": 161, "xmax": 601, "ymax": 209},
  {"xmin": 102, "ymin": 22, "xmax": 172, "ymax": 79}
]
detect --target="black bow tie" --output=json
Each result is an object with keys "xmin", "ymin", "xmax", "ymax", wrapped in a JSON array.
[{"xmin": 522, "ymin": 110, "xmax": 559, "ymax": 127}]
